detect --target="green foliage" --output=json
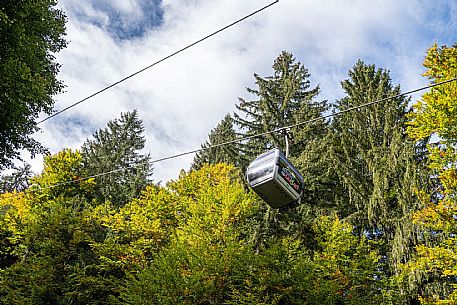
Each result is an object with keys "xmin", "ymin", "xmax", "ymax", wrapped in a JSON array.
[
  {"xmin": 120, "ymin": 164, "xmax": 259, "ymax": 304},
  {"xmin": 313, "ymin": 215, "xmax": 388, "ymax": 304},
  {"xmin": 0, "ymin": 197, "xmax": 101, "ymax": 305},
  {"xmin": 293, "ymin": 136, "xmax": 347, "ymax": 218},
  {"xmin": 169, "ymin": 164, "xmax": 257, "ymax": 244},
  {"xmin": 227, "ymin": 216, "xmax": 383, "ymax": 305},
  {"xmin": 407, "ymin": 43, "xmax": 457, "ymax": 142},
  {"xmin": 30, "ymin": 148, "xmax": 95, "ymax": 200},
  {"xmin": 0, "ymin": 0, "xmax": 67, "ymax": 169},
  {"xmin": 225, "ymin": 238, "xmax": 328, "ymax": 305},
  {"xmin": 230, "ymin": 51, "xmax": 330, "ymax": 253},
  {"xmin": 81, "ymin": 110, "xmax": 152, "ymax": 207},
  {"xmin": 233, "ymin": 51, "xmax": 327, "ymax": 166},
  {"xmin": 0, "ymin": 192, "xmax": 29, "ymax": 270},
  {"xmin": 120, "ymin": 165, "xmax": 384, "ymax": 305},
  {"xmin": 0, "ymin": 153, "xmax": 397, "ymax": 305},
  {"xmin": 90, "ymin": 185, "xmax": 178, "ymax": 270},
  {"xmin": 402, "ymin": 43, "xmax": 457, "ymax": 305},
  {"xmin": 329, "ymin": 61, "xmax": 423, "ymax": 277},
  {"xmin": 4, "ymin": 45, "xmax": 455, "ymax": 305},
  {"xmin": 0, "ymin": 150, "xmax": 118, "ymax": 304},
  {"xmin": 191, "ymin": 114, "xmax": 239, "ymax": 170}
]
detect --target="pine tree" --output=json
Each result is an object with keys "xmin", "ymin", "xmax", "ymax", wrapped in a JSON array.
[
  {"xmin": 233, "ymin": 51, "xmax": 327, "ymax": 168},
  {"xmin": 191, "ymin": 114, "xmax": 239, "ymax": 171},
  {"xmin": 329, "ymin": 61, "xmax": 424, "ymax": 275},
  {"xmin": 81, "ymin": 110, "xmax": 152, "ymax": 207}
]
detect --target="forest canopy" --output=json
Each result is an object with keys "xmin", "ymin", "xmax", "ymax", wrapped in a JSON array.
[{"xmin": 0, "ymin": 2, "xmax": 456, "ymax": 302}]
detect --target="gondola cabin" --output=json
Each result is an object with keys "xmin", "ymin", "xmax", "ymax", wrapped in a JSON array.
[{"xmin": 246, "ymin": 148, "xmax": 304, "ymax": 209}]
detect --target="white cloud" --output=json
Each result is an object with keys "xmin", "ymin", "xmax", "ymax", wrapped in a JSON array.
[
  {"xmin": 24, "ymin": 0, "xmax": 457, "ymax": 182},
  {"xmin": 110, "ymin": 0, "xmax": 141, "ymax": 15}
]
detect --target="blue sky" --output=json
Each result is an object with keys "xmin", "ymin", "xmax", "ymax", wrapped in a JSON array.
[
  {"xmin": 65, "ymin": 0, "xmax": 164, "ymax": 40},
  {"xmin": 26, "ymin": 0, "xmax": 457, "ymax": 182}
]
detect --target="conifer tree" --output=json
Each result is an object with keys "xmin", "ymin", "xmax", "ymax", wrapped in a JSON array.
[
  {"xmin": 329, "ymin": 61, "xmax": 424, "ymax": 274},
  {"xmin": 233, "ymin": 51, "xmax": 327, "ymax": 168},
  {"xmin": 231, "ymin": 51, "xmax": 330, "ymax": 250},
  {"xmin": 81, "ymin": 110, "xmax": 152, "ymax": 207},
  {"xmin": 191, "ymin": 114, "xmax": 239, "ymax": 171}
]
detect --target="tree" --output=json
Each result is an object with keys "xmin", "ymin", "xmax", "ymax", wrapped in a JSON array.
[
  {"xmin": 0, "ymin": 191, "xmax": 30, "ymax": 272},
  {"xmin": 0, "ymin": 150, "xmax": 115, "ymax": 305},
  {"xmin": 0, "ymin": 0, "xmax": 67, "ymax": 169},
  {"xmin": 311, "ymin": 215, "xmax": 387, "ymax": 305},
  {"xmin": 0, "ymin": 148, "xmax": 164, "ymax": 305},
  {"xmin": 81, "ymin": 110, "xmax": 152, "ymax": 207},
  {"xmin": 403, "ymin": 43, "xmax": 457, "ymax": 305},
  {"xmin": 90, "ymin": 184, "xmax": 179, "ymax": 271},
  {"xmin": 233, "ymin": 51, "xmax": 327, "ymax": 167},
  {"xmin": 231, "ymin": 51, "xmax": 329, "ymax": 251},
  {"xmin": 120, "ymin": 165, "xmax": 382, "ymax": 305},
  {"xmin": 328, "ymin": 61, "xmax": 424, "ymax": 276},
  {"xmin": 0, "ymin": 157, "xmax": 388, "ymax": 304},
  {"xmin": 119, "ymin": 164, "xmax": 258, "ymax": 305},
  {"xmin": 191, "ymin": 114, "xmax": 239, "ymax": 171},
  {"xmin": 0, "ymin": 163, "xmax": 33, "ymax": 193}
]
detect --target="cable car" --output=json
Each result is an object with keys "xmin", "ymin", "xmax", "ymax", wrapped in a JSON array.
[{"xmin": 246, "ymin": 148, "xmax": 304, "ymax": 209}]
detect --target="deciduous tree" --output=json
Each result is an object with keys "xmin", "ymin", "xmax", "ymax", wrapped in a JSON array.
[
  {"xmin": 0, "ymin": 0, "xmax": 67, "ymax": 169},
  {"xmin": 0, "ymin": 150, "xmax": 110, "ymax": 305},
  {"xmin": 120, "ymin": 164, "xmax": 258, "ymax": 304},
  {"xmin": 403, "ymin": 43, "xmax": 457, "ymax": 305}
]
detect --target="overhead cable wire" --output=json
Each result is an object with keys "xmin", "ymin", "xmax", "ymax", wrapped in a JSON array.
[
  {"xmin": 150, "ymin": 77, "xmax": 457, "ymax": 163},
  {"xmin": 2, "ymin": 77, "xmax": 457, "ymax": 200},
  {"xmin": 36, "ymin": 0, "xmax": 279, "ymax": 125}
]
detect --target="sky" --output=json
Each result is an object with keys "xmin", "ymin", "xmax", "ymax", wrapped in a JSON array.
[{"xmin": 22, "ymin": 0, "xmax": 457, "ymax": 183}]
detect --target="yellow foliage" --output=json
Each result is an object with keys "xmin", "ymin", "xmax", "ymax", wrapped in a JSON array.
[
  {"xmin": 90, "ymin": 184, "xmax": 179, "ymax": 268},
  {"xmin": 404, "ymin": 43, "xmax": 457, "ymax": 305},
  {"xmin": 0, "ymin": 192, "xmax": 29, "ymax": 220},
  {"xmin": 167, "ymin": 163, "xmax": 257, "ymax": 247},
  {"xmin": 407, "ymin": 43, "xmax": 457, "ymax": 142},
  {"xmin": 29, "ymin": 149, "xmax": 95, "ymax": 200},
  {"xmin": 88, "ymin": 163, "xmax": 257, "ymax": 270}
]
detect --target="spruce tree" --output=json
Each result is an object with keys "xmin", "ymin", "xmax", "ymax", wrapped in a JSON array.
[
  {"xmin": 81, "ymin": 110, "xmax": 152, "ymax": 207},
  {"xmin": 233, "ymin": 51, "xmax": 327, "ymax": 168},
  {"xmin": 233, "ymin": 51, "xmax": 329, "ymax": 249},
  {"xmin": 329, "ymin": 61, "xmax": 424, "ymax": 274},
  {"xmin": 191, "ymin": 114, "xmax": 239, "ymax": 171}
]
